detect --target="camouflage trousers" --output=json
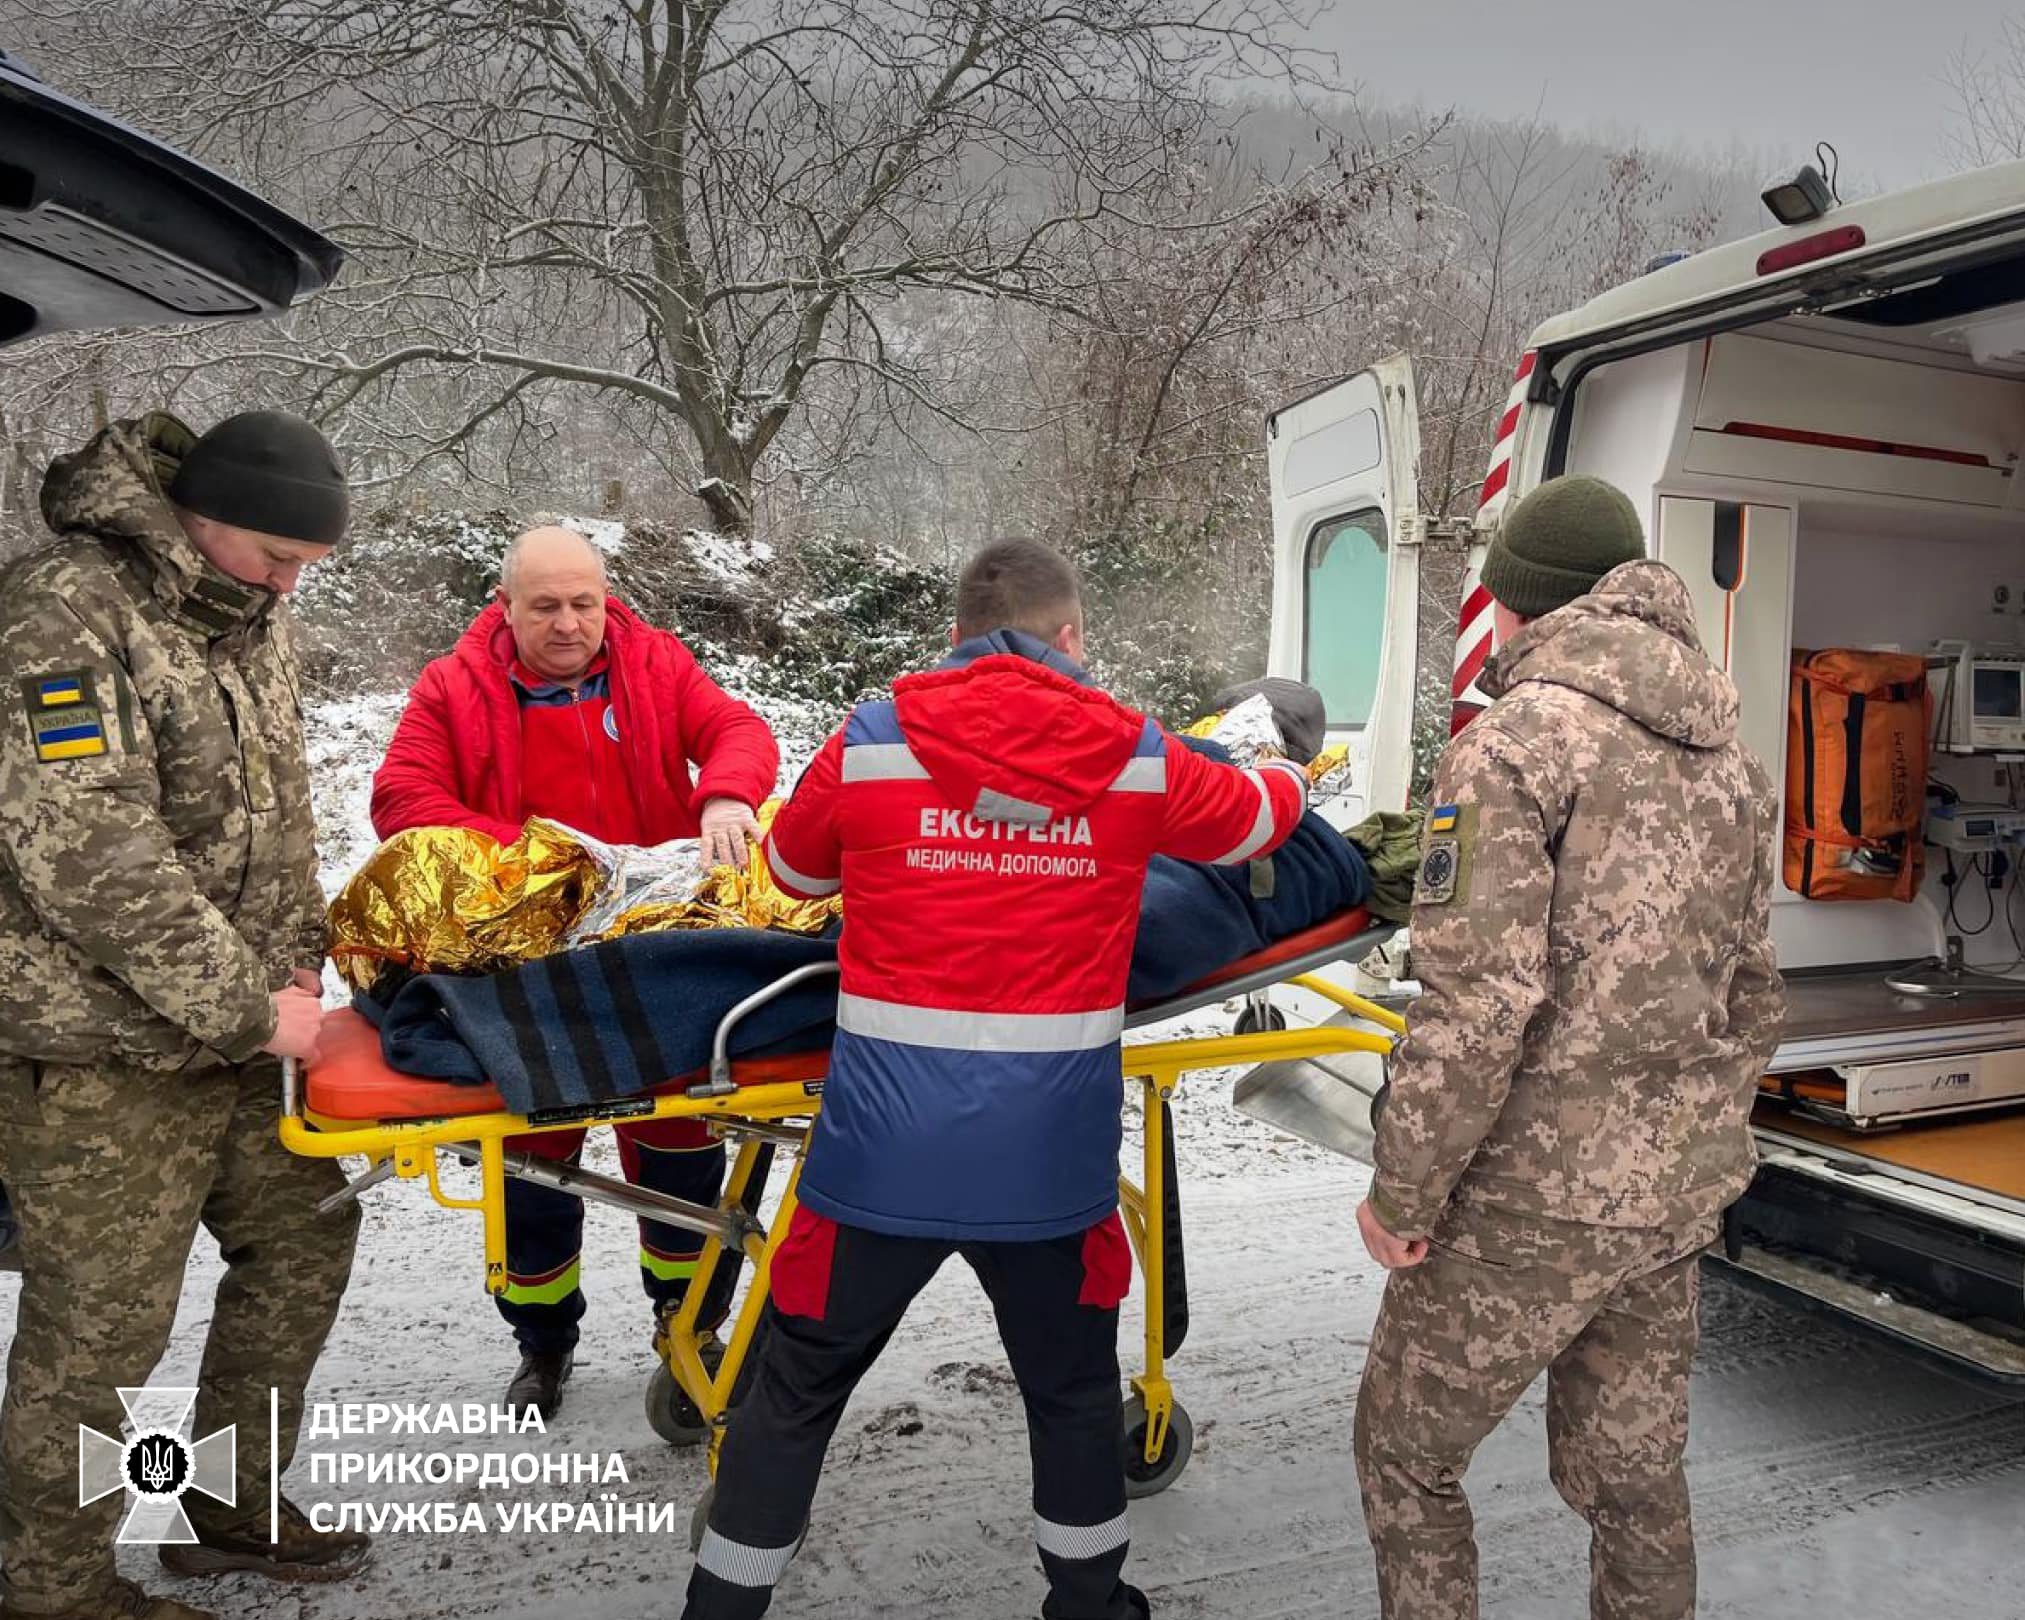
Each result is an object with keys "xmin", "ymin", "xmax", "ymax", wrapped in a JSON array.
[
  {"xmin": 1353, "ymin": 1202, "xmax": 1713, "ymax": 1620},
  {"xmin": 0, "ymin": 1054, "xmax": 359, "ymax": 1612}
]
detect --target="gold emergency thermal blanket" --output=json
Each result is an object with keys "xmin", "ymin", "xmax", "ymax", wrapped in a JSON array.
[
  {"xmin": 328, "ymin": 818, "xmax": 598, "ymax": 995},
  {"xmin": 326, "ymin": 802, "xmax": 838, "ymax": 995},
  {"xmin": 595, "ymin": 802, "xmax": 839, "ymax": 939}
]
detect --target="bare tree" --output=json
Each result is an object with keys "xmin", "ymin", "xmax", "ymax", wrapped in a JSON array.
[
  {"xmin": 21, "ymin": 0, "xmax": 1351, "ymax": 532},
  {"xmin": 1385, "ymin": 116, "xmax": 1726, "ymax": 520},
  {"xmin": 1945, "ymin": 16, "xmax": 2025, "ymax": 168}
]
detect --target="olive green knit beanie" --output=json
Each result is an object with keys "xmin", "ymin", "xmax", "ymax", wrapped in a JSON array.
[{"xmin": 1480, "ymin": 475, "xmax": 1645, "ymax": 620}]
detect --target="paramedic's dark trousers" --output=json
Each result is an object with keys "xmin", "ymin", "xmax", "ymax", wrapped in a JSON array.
[
  {"xmin": 682, "ymin": 1209, "xmax": 1140, "ymax": 1620},
  {"xmin": 498, "ymin": 1119, "xmax": 725, "ymax": 1350}
]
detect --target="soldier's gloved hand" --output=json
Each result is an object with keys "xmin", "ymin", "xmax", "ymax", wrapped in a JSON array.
[
  {"xmin": 292, "ymin": 968, "xmax": 325, "ymax": 997},
  {"xmin": 699, "ymin": 797, "xmax": 762, "ymax": 869},
  {"xmin": 262, "ymin": 986, "xmax": 326, "ymax": 1064}
]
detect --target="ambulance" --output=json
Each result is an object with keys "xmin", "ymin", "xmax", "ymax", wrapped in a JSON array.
[{"xmin": 1262, "ymin": 157, "xmax": 2025, "ymax": 1378}]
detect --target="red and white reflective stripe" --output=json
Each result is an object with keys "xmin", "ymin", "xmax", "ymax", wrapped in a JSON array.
[
  {"xmin": 1452, "ymin": 579, "xmax": 1495, "ymax": 704},
  {"xmin": 1476, "ymin": 350, "xmax": 1536, "ymax": 519},
  {"xmin": 1452, "ymin": 349, "xmax": 1535, "ymax": 731},
  {"xmin": 764, "ymin": 836, "xmax": 841, "ymax": 898}
]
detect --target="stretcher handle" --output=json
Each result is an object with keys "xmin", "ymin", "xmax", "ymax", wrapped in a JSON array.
[
  {"xmin": 281, "ymin": 1055, "xmax": 301, "ymax": 1118},
  {"xmin": 693, "ymin": 961, "xmax": 842, "ymax": 1099}
]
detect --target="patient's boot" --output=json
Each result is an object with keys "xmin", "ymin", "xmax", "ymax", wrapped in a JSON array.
[
  {"xmin": 8, "ymin": 1576, "xmax": 217, "ymax": 1619},
  {"xmin": 160, "ymin": 1497, "xmax": 371, "ymax": 1583},
  {"xmin": 504, "ymin": 1346, "xmax": 573, "ymax": 1420}
]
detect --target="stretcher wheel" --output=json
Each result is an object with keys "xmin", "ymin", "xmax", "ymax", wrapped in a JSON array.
[
  {"xmin": 1233, "ymin": 1003, "xmax": 1286, "ymax": 1035},
  {"xmin": 1121, "ymin": 1393, "xmax": 1193, "ymax": 1498},
  {"xmin": 646, "ymin": 1361, "xmax": 711, "ymax": 1447}
]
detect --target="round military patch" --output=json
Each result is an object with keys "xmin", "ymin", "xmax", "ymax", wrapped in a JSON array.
[
  {"xmin": 603, "ymin": 707, "xmax": 619, "ymax": 742},
  {"xmin": 1418, "ymin": 838, "xmax": 1460, "ymax": 905}
]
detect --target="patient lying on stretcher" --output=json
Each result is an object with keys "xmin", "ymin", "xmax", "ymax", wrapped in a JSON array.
[{"xmin": 326, "ymin": 686, "xmax": 1415, "ymax": 1115}]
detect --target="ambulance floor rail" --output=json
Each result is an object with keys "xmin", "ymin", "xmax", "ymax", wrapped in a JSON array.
[{"xmin": 278, "ymin": 913, "xmax": 1400, "ymax": 1512}]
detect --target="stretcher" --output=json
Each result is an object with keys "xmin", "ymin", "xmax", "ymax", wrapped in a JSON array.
[{"xmin": 280, "ymin": 907, "xmax": 1400, "ymax": 1521}]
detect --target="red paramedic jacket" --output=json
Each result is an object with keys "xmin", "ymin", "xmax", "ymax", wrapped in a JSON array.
[
  {"xmin": 370, "ymin": 598, "xmax": 778, "ymax": 846},
  {"xmin": 764, "ymin": 630, "xmax": 1309, "ymax": 1241}
]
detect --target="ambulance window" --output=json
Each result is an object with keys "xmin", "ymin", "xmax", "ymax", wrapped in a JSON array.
[{"xmin": 1303, "ymin": 509, "xmax": 1387, "ymax": 729}]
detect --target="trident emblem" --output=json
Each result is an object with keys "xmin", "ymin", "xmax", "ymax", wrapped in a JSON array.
[
  {"xmin": 136, "ymin": 1436, "xmax": 179, "ymax": 1494},
  {"xmin": 79, "ymin": 1387, "xmax": 236, "ymax": 1544}
]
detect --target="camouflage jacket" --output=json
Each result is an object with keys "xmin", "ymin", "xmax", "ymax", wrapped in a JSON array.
[
  {"xmin": 0, "ymin": 414, "xmax": 325, "ymax": 1070},
  {"xmin": 1371, "ymin": 560, "xmax": 1785, "ymax": 1238}
]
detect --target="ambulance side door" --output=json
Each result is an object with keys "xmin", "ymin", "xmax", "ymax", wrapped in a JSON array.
[{"xmin": 1265, "ymin": 354, "xmax": 1423, "ymax": 825}]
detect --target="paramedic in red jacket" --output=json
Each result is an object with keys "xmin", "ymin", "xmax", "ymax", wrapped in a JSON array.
[
  {"xmin": 371, "ymin": 525, "xmax": 779, "ymax": 1419},
  {"xmin": 680, "ymin": 539, "xmax": 1309, "ymax": 1620}
]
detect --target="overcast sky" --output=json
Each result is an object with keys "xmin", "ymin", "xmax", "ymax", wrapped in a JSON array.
[{"xmin": 1307, "ymin": 0, "xmax": 2013, "ymax": 193}]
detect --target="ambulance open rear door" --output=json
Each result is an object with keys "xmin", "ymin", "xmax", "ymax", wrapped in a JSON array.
[
  {"xmin": 1265, "ymin": 353, "xmax": 1423, "ymax": 825},
  {"xmin": 1244, "ymin": 356, "xmax": 1422, "ymax": 1162}
]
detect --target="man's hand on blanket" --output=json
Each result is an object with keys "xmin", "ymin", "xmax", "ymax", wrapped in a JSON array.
[
  {"xmin": 1356, "ymin": 1197, "xmax": 1429, "ymax": 1271},
  {"xmin": 262, "ymin": 986, "xmax": 327, "ymax": 1064},
  {"xmin": 699, "ymin": 797, "xmax": 762, "ymax": 869},
  {"xmin": 292, "ymin": 967, "xmax": 325, "ymax": 997}
]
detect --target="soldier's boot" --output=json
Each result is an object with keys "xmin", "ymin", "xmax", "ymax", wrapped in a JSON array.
[
  {"xmin": 159, "ymin": 1497, "xmax": 372, "ymax": 1584},
  {"xmin": 504, "ymin": 1346, "xmax": 573, "ymax": 1420},
  {"xmin": 3, "ymin": 1577, "xmax": 217, "ymax": 1620}
]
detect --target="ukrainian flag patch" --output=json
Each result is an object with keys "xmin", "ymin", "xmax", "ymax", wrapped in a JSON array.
[
  {"xmin": 1428, "ymin": 803, "xmax": 1461, "ymax": 835},
  {"xmin": 20, "ymin": 670, "xmax": 109, "ymax": 763}
]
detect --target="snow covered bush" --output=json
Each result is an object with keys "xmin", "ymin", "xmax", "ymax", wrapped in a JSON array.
[{"xmin": 293, "ymin": 507, "xmax": 517, "ymax": 693}]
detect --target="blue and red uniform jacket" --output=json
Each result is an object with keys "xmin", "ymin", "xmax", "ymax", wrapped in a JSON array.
[{"xmin": 763, "ymin": 630, "xmax": 1309, "ymax": 1242}]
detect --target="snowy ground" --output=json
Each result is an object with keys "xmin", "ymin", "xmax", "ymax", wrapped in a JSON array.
[
  {"xmin": 27, "ymin": 1118, "xmax": 2025, "ymax": 1620},
  {"xmin": 3, "ymin": 692, "xmax": 2024, "ymax": 1618}
]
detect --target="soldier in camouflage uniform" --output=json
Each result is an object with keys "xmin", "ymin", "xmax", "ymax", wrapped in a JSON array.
[
  {"xmin": 1353, "ymin": 476, "xmax": 1785, "ymax": 1620},
  {"xmin": 0, "ymin": 412, "xmax": 368, "ymax": 1620}
]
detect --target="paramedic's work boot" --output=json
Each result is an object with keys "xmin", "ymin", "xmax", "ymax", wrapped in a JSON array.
[
  {"xmin": 504, "ymin": 1346, "xmax": 573, "ymax": 1420},
  {"xmin": 161, "ymin": 1497, "xmax": 372, "ymax": 1584},
  {"xmin": 8, "ymin": 1577, "xmax": 217, "ymax": 1620},
  {"xmin": 1038, "ymin": 1584, "xmax": 1150, "ymax": 1620}
]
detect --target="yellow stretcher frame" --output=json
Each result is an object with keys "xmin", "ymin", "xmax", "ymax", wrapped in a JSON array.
[{"xmin": 278, "ymin": 951, "xmax": 1402, "ymax": 1509}]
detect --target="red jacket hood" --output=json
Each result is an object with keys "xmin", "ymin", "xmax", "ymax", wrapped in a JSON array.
[
  {"xmin": 455, "ymin": 595, "xmax": 648, "ymax": 677},
  {"xmin": 893, "ymin": 654, "xmax": 1146, "ymax": 819}
]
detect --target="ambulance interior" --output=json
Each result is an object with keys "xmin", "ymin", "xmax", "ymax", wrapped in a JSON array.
[{"xmin": 1559, "ymin": 263, "xmax": 2025, "ymax": 1220}]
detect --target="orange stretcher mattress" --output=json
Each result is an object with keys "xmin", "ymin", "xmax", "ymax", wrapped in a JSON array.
[
  {"xmin": 305, "ymin": 1009, "xmax": 831, "ymax": 1122},
  {"xmin": 1171, "ymin": 907, "xmax": 1373, "ymax": 995},
  {"xmin": 305, "ymin": 906, "xmax": 1378, "ymax": 1125},
  {"xmin": 1757, "ymin": 1101, "xmax": 2025, "ymax": 1202}
]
